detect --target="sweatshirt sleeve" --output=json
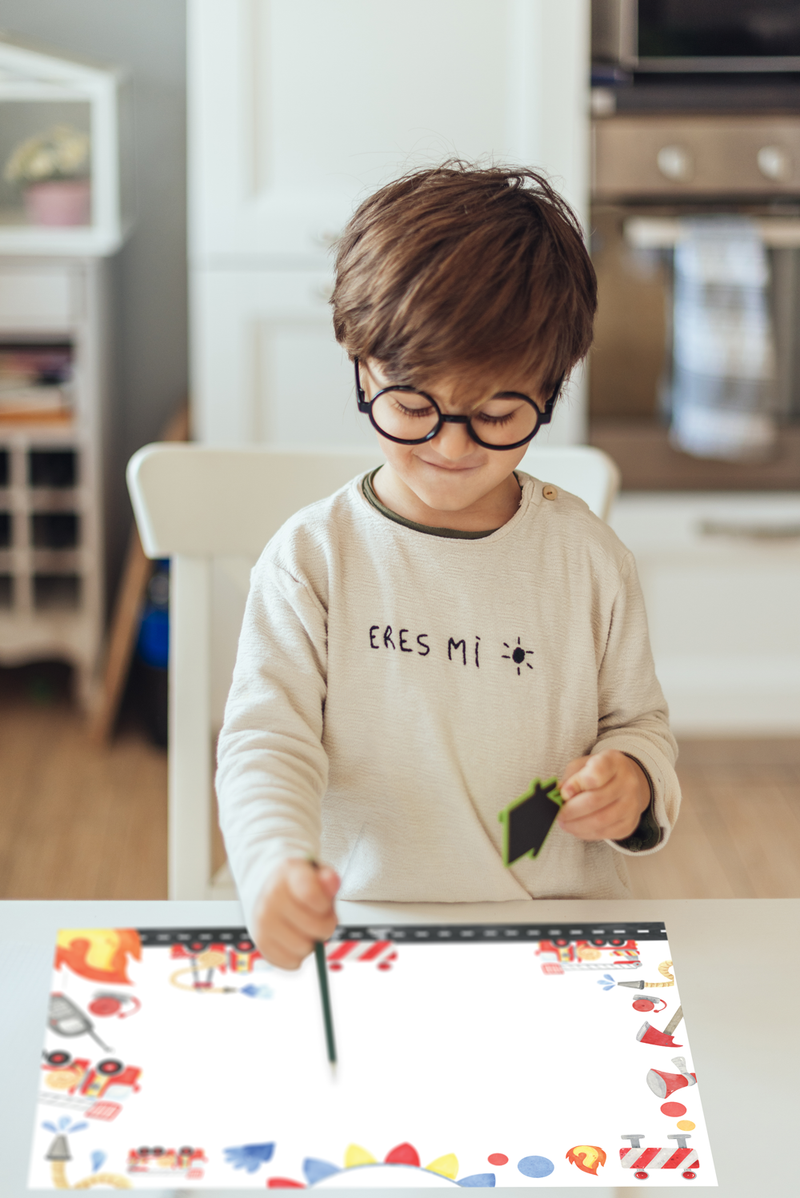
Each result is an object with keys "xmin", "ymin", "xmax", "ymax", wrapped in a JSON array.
[
  {"xmin": 215, "ymin": 550, "xmax": 329, "ymax": 932},
  {"xmin": 591, "ymin": 550, "xmax": 681, "ymax": 856}
]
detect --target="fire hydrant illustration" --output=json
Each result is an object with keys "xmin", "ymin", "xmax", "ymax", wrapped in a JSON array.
[{"xmin": 45, "ymin": 1134, "xmax": 130, "ymax": 1189}]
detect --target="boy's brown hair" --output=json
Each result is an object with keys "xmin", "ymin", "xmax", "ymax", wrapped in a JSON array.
[{"xmin": 331, "ymin": 162, "xmax": 597, "ymax": 397}]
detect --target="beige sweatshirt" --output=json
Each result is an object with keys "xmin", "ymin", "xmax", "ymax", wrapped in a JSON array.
[{"xmin": 216, "ymin": 471, "xmax": 680, "ymax": 931}]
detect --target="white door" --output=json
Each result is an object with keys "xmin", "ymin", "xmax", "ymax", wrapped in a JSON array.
[{"xmin": 189, "ymin": 0, "xmax": 591, "ymax": 448}]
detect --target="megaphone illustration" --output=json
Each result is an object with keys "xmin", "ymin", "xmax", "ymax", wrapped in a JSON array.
[
  {"xmin": 647, "ymin": 1055, "xmax": 697, "ymax": 1099},
  {"xmin": 637, "ymin": 1005, "xmax": 684, "ymax": 1048}
]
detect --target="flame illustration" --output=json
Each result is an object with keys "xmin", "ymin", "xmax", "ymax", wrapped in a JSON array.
[
  {"xmin": 55, "ymin": 928, "xmax": 141, "ymax": 984},
  {"xmin": 566, "ymin": 1145, "xmax": 607, "ymax": 1175}
]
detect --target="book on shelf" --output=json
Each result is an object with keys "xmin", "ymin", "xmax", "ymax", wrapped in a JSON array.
[{"xmin": 0, "ymin": 344, "xmax": 73, "ymax": 423}]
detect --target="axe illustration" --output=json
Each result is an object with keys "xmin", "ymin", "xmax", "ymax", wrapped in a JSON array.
[{"xmin": 637, "ymin": 1005, "xmax": 684, "ymax": 1048}]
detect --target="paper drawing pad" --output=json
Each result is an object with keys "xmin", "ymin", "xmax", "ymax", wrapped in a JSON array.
[
  {"xmin": 498, "ymin": 776, "xmax": 563, "ymax": 866},
  {"xmin": 28, "ymin": 921, "xmax": 716, "ymax": 1188}
]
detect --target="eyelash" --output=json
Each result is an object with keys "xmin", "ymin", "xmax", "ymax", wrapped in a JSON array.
[
  {"xmin": 395, "ymin": 401, "xmax": 435, "ymax": 419},
  {"xmin": 477, "ymin": 411, "xmax": 515, "ymax": 426},
  {"xmin": 393, "ymin": 401, "xmax": 518, "ymax": 425}
]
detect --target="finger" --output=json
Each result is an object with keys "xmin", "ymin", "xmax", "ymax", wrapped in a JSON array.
[
  {"xmin": 285, "ymin": 860, "xmax": 337, "ymax": 916},
  {"xmin": 559, "ymin": 800, "xmax": 641, "ymax": 842},
  {"xmin": 284, "ymin": 902, "xmax": 339, "ymax": 944},
  {"xmin": 558, "ymin": 780, "xmax": 619, "ymax": 824},
  {"xmin": 559, "ymin": 756, "xmax": 590, "ymax": 787},
  {"xmin": 266, "ymin": 914, "xmax": 317, "ymax": 970},
  {"xmin": 316, "ymin": 865, "xmax": 341, "ymax": 901},
  {"xmin": 561, "ymin": 754, "xmax": 616, "ymax": 799}
]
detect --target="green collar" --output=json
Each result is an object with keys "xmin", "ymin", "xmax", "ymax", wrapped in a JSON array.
[{"xmin": 362, "ymin": 467, "xmax": 507, "ymax": 539}]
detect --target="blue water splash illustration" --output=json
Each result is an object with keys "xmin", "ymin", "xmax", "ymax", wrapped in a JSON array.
[
  {"xmin": 223, "ymin": 1143, "xmax": 275, "ymax": 1173},
  {"xmin": 47, "ymin": 1117, "xmax": 88, "ymax": 1135},
  {"xmin": 91, "ymin": 1150, "xmax": 107, "ymax": 1173},
  {"xmin": 240, "ymin": 983, "xmax": 273, "ymax": 999},
  {"xmin": 304, "ymin": 1158, "xmax": 341, "ymax": 1185},
  {"xmin": 598, "ymin": 973, "xmax": 616, "ymax": 991}
]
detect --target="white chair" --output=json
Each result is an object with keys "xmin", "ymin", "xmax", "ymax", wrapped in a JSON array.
[{"xmin": 127, "ymin": 443, "xmax": 620, "ymax": 899}]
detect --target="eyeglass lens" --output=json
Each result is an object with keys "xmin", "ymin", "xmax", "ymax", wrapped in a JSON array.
[{"xmin": 370, "ymin": 389, "xmax": 539, "ymax": 446}]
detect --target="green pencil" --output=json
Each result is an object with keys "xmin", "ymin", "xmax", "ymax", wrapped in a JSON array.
[{"xmin": 314, "ymin": 939, "xmax": 337, "ymax": 1073}]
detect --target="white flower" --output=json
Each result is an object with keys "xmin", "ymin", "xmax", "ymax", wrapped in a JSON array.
[{"xmin": 3, "ymin": 124, "xmax": 90, "ymax": 185}]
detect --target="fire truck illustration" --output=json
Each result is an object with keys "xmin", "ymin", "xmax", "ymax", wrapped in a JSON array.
[
  {"xmin": 620, "ymin": 1133, "xmax": 699, "ymax": 1179},
  {"xmin": 127, "ymin": 1145, "xmax": 207, "ymax": 1177},
  {"xmin": 169, "ymin": 938, "xmax": 269, "ymax": 993},
  {"xmin": 41, "ymin": 1049, "xmax": 141, "ymax": 1121},
  {"xmin": 536, "ymin": 937, "xmax": 641, "ymax": 974}
]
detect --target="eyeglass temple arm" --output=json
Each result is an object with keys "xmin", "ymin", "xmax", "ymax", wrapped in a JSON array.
[
  {"xmin": 354, "ymin": 357, "xmax": 370, "ymax": 410},
  {"xmin": 539, "ymin": 376, "xmax": 564, "ymax": 425}
]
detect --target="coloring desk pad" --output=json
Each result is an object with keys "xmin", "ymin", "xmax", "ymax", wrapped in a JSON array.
[{"xmin": 29, "ymin": 922, "xmax": 717, "ymax": 1189}]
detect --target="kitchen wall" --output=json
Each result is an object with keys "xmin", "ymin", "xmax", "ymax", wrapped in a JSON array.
[{"xmin": 0, "ymin": 0, "xmax": 188, "ymax": 595}]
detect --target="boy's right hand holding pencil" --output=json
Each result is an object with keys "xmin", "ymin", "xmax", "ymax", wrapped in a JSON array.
[{"xmin": 254, "ymin": 860, "xmax": 340, "ymax": 969}]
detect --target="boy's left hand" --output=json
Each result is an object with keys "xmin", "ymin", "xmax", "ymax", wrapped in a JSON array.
[{"xmin": 557, "ymin": 750, "xmax": 650, "ymax": 842}]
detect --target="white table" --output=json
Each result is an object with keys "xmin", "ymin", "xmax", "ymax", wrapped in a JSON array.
[{"xmin": 2, "ymin": 897, "xmax": 797, "ymax": 1196}]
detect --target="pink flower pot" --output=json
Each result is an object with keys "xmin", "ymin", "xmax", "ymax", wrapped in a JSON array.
[{"xmin": 24, "ymin": 179, "xmax": 92, "ymax": 227}]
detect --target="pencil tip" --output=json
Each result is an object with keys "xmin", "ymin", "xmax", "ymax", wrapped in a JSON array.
[{"xmin": 330, "ymin": 1061, "xmax": 338, "ymax": 1080}]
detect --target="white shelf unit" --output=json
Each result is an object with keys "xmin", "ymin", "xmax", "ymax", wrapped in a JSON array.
[
  {"xmin": 0, "ymin": 256, "xmax": 109, "ymax": 705},
  {"xmin": 0, "ymin": 33, "xmax": 132, "ymax": 256}
]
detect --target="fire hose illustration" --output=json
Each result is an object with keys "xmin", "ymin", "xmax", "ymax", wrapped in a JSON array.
[
  {"xmin": 618, "ymin": 960, "xmax": 675, "ymax": 990},
  {"xmin": 44, "ymin": 1135, "xmax": 130, "ymax": 1189}
]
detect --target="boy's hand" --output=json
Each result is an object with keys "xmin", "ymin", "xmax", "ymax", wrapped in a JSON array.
[
  {"xmin": 557, "ymin": 751, "xmax": 650, "ymax": 843},
  {"xmin": 253, "ymin": 859, "xmax": 340, "ymax": 970}
]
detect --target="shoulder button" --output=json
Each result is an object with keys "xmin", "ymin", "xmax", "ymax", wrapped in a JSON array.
[{"xmin": 542, "ymin": 484, "xmax": 557, "ymax": 501}]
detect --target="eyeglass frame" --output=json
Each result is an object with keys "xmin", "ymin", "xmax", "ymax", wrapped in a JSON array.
[{"xmin": 354, "ymin": 357, "xmax": 562, "ymax": 450}]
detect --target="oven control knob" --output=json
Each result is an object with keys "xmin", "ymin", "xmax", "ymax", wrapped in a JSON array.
[
  {"xmin": 757, "ymin": 144, "xmax": 791, "ymax": 181},
  {"xmin": 656, "ymin": 144, "xmax": 693, "ymax": 182}
]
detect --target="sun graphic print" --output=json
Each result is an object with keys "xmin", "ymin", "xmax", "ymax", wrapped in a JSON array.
[
  {"xmin": 266, "ymin": 1141, "xmax": 496, "ymax": 1189},
  {"xmin": 501, "ymin": 636, "xmax": 534, "ymax": 676}
]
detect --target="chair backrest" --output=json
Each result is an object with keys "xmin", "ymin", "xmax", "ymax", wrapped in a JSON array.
[
  {"xmin": 128, "ymin": 442, "xmax": 620, "ymax": 557},
  {"xmin": 126, "ymin": 442, "xmax": 620, "ymax": 900}
]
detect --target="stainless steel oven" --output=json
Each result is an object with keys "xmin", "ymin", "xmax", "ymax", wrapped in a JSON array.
[{"xmin": 590, "ymin": 111, "xmax": 800, "ymax": 489}]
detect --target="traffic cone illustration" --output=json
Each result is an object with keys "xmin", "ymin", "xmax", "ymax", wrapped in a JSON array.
[
  {"xmin": 647, "ymin": 1055, "xmax": 697, "ymax": 1099},
  {"xmin": 637, "ymin": 1005, "xmax": 684, "ymax": 1048}
]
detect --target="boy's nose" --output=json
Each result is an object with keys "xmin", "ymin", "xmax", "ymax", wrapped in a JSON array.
[{"xmin": 431, "ymin": 418, "xmax": 476, "ymax": 460}]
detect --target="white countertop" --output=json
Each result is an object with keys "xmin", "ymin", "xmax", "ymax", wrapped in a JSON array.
[{"xmin": 2, "ymin": 897, "xmax": 797, "ymax": 1197}]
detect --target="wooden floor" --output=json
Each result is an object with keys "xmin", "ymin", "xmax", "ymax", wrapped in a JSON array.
[
  {"xmin": 0, "ymin": 663, "xmax": 167, "ymax": 900},
  {"xmin": 1, "ymin": 663, "xmax": 799, "ymax": 900}
]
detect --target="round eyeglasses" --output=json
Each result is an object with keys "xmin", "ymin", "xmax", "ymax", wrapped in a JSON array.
[{"xmin": 354, "ymin": 358, "xmax": 561, "ymax": 450}]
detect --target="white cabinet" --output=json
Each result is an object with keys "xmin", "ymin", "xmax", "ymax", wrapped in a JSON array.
[
  {"xmin": 189, "ymin": 0, "xmax": 591, "ymax": 448},
  {"xmin": 611, "ymin": 494, "xmax": 800, "ymax": 734},
  {"xmin": 0, "ymin": 256, "xmax": 109, "ymax": 705}
]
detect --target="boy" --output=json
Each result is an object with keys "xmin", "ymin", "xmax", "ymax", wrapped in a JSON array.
[{"xmin": 216, "ymin": 164, "xmax": 680, "ymax": 970}]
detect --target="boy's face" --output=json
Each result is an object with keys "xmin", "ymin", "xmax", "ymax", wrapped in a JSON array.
[{"xmin": 362, "ymin": 359, "xmax": 544, "ymax": 529}]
